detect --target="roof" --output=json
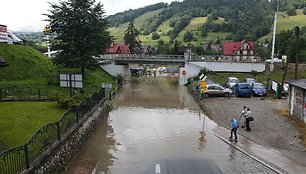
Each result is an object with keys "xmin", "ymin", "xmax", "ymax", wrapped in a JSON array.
[
  {"xmin": 286, "ymin": 79, "xmax": 306, "ymax": 90},
  {"xmin": 223, "ymin": 40, "xmax": 255, "ymax": 56},
  {"xmin": 106, "ymin": 43, "xmax": 130, "ymax": 54}
]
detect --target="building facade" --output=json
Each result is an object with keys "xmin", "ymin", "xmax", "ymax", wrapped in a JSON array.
[
  {"xmin": 223, "ymin": 40, "xmax": 260, "ymax": 62},
  {"xmin": 287, "ymin": 79, "xmax": 306, "ymax": 123}
]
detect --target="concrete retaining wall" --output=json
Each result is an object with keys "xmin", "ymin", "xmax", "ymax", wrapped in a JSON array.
[{"xmin": 184, "ymin": 62, "xmax": 266, "ymax": 79}]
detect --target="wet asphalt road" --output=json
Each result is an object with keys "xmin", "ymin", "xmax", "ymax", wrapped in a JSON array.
[{"xmin": 66, "ymin": 77, "xmax": 279, "ymax": 174}]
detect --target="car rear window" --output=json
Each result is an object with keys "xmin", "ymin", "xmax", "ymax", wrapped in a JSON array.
[{"xmin": 239, "ymin": 84, "xmax": 251, "ymax": 89}]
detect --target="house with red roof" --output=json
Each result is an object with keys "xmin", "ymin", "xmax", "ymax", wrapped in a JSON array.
[
  {"xmin": 223, "ymin": 40, "xmax": 260, "ymax": 62},
  {"xmin": 106, "ymin": 43, "xmax": 131, "ymax": 54}
]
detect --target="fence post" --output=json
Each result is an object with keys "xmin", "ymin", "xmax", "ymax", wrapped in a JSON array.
[
  {"xmin": 24, "ymin": 144, "xmax": 30, "ymax": 169},
  {"xmin": 56, "ymin": 122, "xmax": 61, "ymax": 140},
  {"xmin": 76, "ymin": 111, "xmax": 79, "ymax": 123},
  {"xmin": 38, "ymin": 89, "xmax": 41, "ymax": 99}
]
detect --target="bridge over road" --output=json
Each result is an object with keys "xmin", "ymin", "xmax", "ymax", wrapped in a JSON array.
[{"xmin": 96, "ymin": 54, "xmax": 266, "ymax": 85}]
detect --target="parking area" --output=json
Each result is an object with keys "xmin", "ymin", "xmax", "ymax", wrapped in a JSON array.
[{"xmin": 197, "ymin": 96, "xmax": 305, "ymax": 152}]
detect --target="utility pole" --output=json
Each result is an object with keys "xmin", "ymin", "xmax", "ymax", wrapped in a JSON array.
[
  {"xmin": 270, "ymin": 0, "xmax": 279, "ymax": 72},
  {"xmin": 294, "ymin": 26, "xmax": 300, "ymax": 80}
]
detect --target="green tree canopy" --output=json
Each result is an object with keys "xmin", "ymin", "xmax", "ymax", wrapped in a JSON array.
[
  {"xmin": 124, "ymin": 20, "xmax": 141, "ymax": 53},
  {"xmin": 45, "ymin": 0, "xmax": 112, "ymax": 76},
  {"xmin": 183, "ymin": 31, "xmax": 193, "ymax": 42}
]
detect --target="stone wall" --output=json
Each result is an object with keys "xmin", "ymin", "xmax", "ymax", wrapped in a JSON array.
[
  {"xmin": 265, "ymin": 63, "xmax": 306, "ymax": 72},
  {"xmin": 22, "ymin": 100, "xmax": 108, "ymax": 174}
]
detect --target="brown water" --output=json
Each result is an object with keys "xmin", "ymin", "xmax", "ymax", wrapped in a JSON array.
[{"xmin": 66, "ymin": 77, "xmax": 276, "ymax": 174}]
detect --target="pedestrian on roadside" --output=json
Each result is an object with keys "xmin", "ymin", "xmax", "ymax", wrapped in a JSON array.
[
  {"xmin": 229, "ymin": 117, "xmax": 238, "ymax": 142},
  {"xmin": 245, "ymin": 108, "xmax": 252, "ymax": 131},
  {"xmin": 238, "ymin": 105, "xmax": 247, "ymax": 128}
]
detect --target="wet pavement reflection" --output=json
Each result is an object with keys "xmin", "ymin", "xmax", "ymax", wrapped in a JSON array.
[{"xmin": 66, "ymin": 77, "xmax": 278, "ymax": 174}]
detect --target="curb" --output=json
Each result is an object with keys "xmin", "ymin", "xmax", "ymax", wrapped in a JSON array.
[{"xmin": 211, "ymin": 131, "xmax": 286, "ymax": 174}]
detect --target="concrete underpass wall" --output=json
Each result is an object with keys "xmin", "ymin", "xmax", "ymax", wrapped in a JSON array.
[
  {"xmin": 100, "ymin": 62, "xmax": 129, "ymax": 77},
  {"xmin": 184, "ymin": 62, "xmax": 266, "ymax": 79}
]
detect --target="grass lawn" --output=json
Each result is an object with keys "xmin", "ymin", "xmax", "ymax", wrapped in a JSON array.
[{"xmin": 0, "ymin": 101, "xmax": 66, "ymax": 148}]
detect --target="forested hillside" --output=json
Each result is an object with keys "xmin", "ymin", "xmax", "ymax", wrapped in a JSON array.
[{"xmin": 107, "ymin": 0, "xmax": 306, "ymax": 43}]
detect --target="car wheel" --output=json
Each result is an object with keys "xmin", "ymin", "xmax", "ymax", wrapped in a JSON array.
[
  {"xmin": 204, "ymin": 93, "xmax": 209, "ymax": 98},
  {"xmin": 224, "ymin": 93, "xmax": 230, "ymax": 97}
]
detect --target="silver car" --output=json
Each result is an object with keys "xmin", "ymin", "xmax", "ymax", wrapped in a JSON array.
[
  {"xmin": 203, "ymin": 84, "xmax": 232, "ymax": 98},
  {"xmin": 245, "ymin": 77, "xmax": 257, "ymax": 86},
  {"xmin": 226, "ymin": 77, "xmax": 240, "ymax": 89}
]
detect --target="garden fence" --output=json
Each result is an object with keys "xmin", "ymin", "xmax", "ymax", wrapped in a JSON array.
[{"xmin": 0, "ymin": 87, "xmax": 106, "ymax": 174}]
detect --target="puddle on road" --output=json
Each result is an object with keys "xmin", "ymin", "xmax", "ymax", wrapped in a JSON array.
[{"xmin": 66, "ymin": 77, "xmax": 240, "ymax": 174}]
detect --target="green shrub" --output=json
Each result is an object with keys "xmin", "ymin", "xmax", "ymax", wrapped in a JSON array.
[{"xmin": 49, "ymin": 91, "xmax": 78, "ymax": 108}]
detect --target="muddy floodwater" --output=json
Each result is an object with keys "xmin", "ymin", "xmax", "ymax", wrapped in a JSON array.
[{"xmin": 66, "ymin": 77, "xmax": 276, "ymax": 174}]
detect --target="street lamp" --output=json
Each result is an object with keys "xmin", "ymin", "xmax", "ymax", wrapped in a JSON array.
[{"xmin": 270, "ymin": 0, "xmax": 280, "ymax": 71}]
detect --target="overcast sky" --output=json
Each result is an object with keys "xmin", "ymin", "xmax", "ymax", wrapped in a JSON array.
[{"xmin": 0, "ymin": 0, "xmax": 179, "ymax": 32}]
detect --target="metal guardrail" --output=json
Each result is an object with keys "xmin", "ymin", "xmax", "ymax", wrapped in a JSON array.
[
  {"xmin": 0, "ymin": 88, "xmax": 106, "ymax": 174},
  {"xmin": 98, "ymin": 54, "xmax": 185, "ymax": 60},
  {"xmin": 95, "ymin": 54, "xmax": 187, "ymax": 65}
]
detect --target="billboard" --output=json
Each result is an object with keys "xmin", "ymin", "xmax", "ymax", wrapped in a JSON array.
[
  {"xmin": 59, "ymin": 74, "xmax": 83, "ymax": 88},
  {"xmin": 0, "ymin": 24, "xmax": 8, "ymax": 43}
]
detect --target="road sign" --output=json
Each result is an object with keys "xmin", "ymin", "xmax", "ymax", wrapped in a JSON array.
[{"xmin": 102, "ymin": 83, "xmax": 112, "ymax": 89}]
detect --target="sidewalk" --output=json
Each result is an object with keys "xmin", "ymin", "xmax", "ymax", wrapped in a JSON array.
[{"xmin": 211, "ymin": 125, "xmax": 306, "ymax": 174}]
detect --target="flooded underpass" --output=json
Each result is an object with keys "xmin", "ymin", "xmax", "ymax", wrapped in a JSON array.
[{"xmin": 66, "ymin": 77, "xmax": 279, "ymax": 174}]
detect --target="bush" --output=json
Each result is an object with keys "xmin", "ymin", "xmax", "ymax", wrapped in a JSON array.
[
  {"xmin": 286, "ymin": 6, "xmax": 297, "ymax": 16},
  {"xmin": 49, "ymin": 90, "xmax": 78, "ymax": 108},
  {"xmin": 183, "ymin": 31, "xmax": 193, "ymax": 42},
  {"xmin": 151, "ymin": 32, "xmax": 160, "ymax": 40}
]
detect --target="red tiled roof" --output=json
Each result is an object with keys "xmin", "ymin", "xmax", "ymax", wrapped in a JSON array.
[
  {"xmin": 106, "ymin": 43, "xmax": 131, "ymax": 54},
  {"xmin": 223, "ymin": 40, "xmax": 255, "ymax": 56}
]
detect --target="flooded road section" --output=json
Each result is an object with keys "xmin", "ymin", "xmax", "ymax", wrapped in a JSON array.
[{"xmin": 66, "ymin": 77, "xmax": 277, "ymax": 174}]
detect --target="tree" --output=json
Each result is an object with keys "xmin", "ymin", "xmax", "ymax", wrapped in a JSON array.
[
  {"xmin": 183, "ymin": 31, "xmax": 193, "ymax": 42},
  {"xmin": 286, "ymin": 6, "xmax": 297, "ymax": 16},
  {"xmin": 303, "ymin": 7, "xmax": 306, "ymax": 15},
  {"xmin": 124, "ymin": 20, "xmax": 141, "ymax": 53},
  {"xmin": 45, "ymin": 0, "xmax": 112, "ymax": 77},
  {"xmin": 151, "ymin": 32, "xmax": 160, "ymax": 40}
]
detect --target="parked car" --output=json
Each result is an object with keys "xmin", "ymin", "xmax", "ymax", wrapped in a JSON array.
[
  {"xmin": 252, "ymin": 83, "xmax": 267, "ymax": 97},
  {"xmin": 226, "ymin": 77, "xmax": 240, "ymax": 89},
  {"xmin": 245, "ymin": 78, "xmax": 257, "ymax": 86},
  {"xmin": 203, "ymin": 84, "xmax": 232, "ymax": 98},
  {"xmin": 234, "ymin": 82, "xmax": 253, "ymax": 97}
]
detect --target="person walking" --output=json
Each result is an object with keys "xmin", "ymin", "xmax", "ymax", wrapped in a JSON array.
[
  {"xmin": 245, "ymin": 108, "xmax": 252, "ymax": 131},
  {"xmin": 229, "ymin": 117, "xmax": 238, "ymax": 142},
  {"xmin": 238, "ymin": 106, "xmax": 247, "ymax": 128}
]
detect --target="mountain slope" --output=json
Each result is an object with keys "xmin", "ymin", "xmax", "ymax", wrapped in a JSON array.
[{"xmin": 107, "ymin": 0, "xmax": 306, "ymax": 45}]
